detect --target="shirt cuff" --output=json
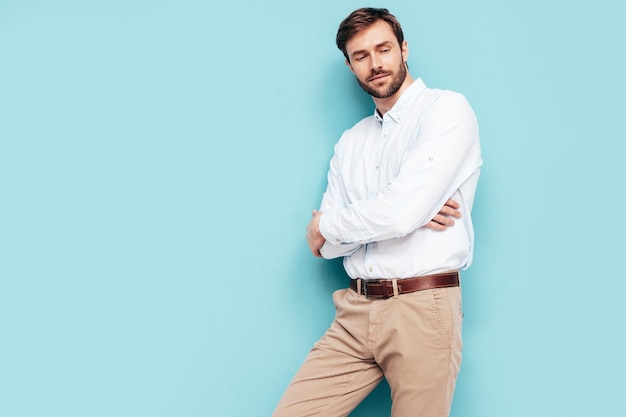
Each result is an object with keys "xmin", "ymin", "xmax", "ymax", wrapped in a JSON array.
[{"xmin": 319, "ymin": 210, "xmax": 343, "ymax": 244}]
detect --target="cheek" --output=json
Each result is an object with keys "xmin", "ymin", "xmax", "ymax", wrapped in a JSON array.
[{"xmin": 353, "ymin": 63, "xmax": 371, "ymax": 77}]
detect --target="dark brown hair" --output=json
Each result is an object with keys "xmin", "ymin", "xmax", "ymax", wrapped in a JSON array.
[{"xmin": 336, "ymin": 8, "xmax": 405, "ymax": 61}]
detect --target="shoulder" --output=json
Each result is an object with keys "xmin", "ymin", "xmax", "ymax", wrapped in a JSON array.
[
  {"xmin": 347, "ymin": 114, "xmax": 377, "ymax": 133},
  {"xmin": 418, "ymin": 88, "xmax": 477, "ymax": 127},
  {"xmin": 423, "ymin": 88, "xmax": 473, "ymax": 112},
  {"xmin": 335, "ymin": 115, "xmax": 377, "ymax": 147}
]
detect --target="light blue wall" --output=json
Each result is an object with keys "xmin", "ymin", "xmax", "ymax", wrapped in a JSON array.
[{"xmin": 1, "ymin": 1, "xmax": 625, "ymax": 416}]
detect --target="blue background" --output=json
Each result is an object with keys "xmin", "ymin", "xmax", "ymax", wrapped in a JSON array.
[{"xmin": 1, "ymin": 1, "xmax": 625, "ymax": 416}]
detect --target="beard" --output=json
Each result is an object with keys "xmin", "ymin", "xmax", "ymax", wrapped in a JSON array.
[{"xmin": 357, "ymin": 60, "xmax": 407, "ymax": 99}]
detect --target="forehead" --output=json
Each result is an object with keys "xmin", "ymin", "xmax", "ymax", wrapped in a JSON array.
[{"xmin": 345, "ymin": 20, "xmax": 398, "ymax": 55}]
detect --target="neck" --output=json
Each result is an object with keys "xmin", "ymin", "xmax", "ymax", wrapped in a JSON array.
[{"xmin": 373, "ymin": 73, "xmax": 415, "ymax": 115}]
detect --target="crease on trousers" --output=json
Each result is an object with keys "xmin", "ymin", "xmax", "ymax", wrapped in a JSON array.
[{"xmin": 272, "ymin": 285, "xmax": 463, "ymax": 417}]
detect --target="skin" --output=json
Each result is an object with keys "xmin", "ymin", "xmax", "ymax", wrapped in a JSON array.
[
  {"xmin": 345, "ymin": 19, "xmax": 413, "ymax": 114},
  {"xmin": 306, "ymin": 20, "xmax": 461, "ymax": 257}
]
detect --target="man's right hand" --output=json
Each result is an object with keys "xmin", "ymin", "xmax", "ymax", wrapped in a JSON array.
[
  {"xmin": 306, "ymin": 210, "xmax": 326, "ymax": 257},
  {"xmin": 425, "ymin": 199, "xmax": 461, "ymax": 231}
]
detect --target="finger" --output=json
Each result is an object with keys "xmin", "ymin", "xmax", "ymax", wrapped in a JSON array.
[
  {"xmin": 425, "ymin": 220, "xmax": 447, "ymax": 231},
  {"xmin": 444, "ymin": 199, "xmax": 460, "ymax": 209},
  {"xmin": 433, "ymin": 214, "xmax": 455, "ymax": 227},
  {"xmin": 439, "ymin": 205, "xmax": 462, "ymax": 218},
  {"xmin": 308, "ymin": 242, "xmax": 322, "ymax": 257}
]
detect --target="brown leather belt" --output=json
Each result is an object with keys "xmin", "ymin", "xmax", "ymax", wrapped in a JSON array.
[{"xmin": 349, "ymin": 271, "xmax": 459, "ymax": 299}]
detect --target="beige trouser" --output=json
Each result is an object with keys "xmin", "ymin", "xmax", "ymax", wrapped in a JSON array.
[{"xmin": 272, "ymin": 285, "xmax": 463, "ymax": 417}]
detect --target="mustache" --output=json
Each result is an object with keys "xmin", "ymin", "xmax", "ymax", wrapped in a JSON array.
[{"xmin": 367, "ymin": 68, "xmax": 391, "ymax": 81}]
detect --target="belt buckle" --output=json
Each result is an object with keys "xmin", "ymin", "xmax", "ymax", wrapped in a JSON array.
[
  {"xmin": 362, "ymin": 280, "xmax": 370, "ymax": 298},
  {"xmin": 364, "ymin": 279, "xmax": 384, "ymax": 300}
]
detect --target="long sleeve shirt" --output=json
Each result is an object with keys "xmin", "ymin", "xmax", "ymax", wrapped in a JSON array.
[{"xmin": 318, "ymin": 78, "xmax": 482, "ymax": 280}]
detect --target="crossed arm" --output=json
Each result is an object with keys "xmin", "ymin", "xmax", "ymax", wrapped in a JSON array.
[{"xmin": 306, "ymin": 198, "xmax": 462, "ymax": 258}]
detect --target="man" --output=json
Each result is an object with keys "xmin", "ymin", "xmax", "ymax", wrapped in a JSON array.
[{"xmin": 273, "ymin": 7, "xmax": 482, "ymax": 417}]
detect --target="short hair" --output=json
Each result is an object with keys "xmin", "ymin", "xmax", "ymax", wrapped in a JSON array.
[{"xmin": 336, "ymin": 8, "xmax": 405, "ymax": 61}]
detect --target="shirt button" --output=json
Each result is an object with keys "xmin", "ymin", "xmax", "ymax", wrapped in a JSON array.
[
  {"xmin": 374, "ymin": 166, "xmax": 379, "ymax": 170},
  {"xmin": 369, "ymin": 267, "xmax": 373, "ymax": 272}
]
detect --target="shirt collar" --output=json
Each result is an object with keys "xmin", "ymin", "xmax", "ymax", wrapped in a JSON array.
[{"xmin": 374, "ymin": 77, "xmax": 427, "ymax": 124}]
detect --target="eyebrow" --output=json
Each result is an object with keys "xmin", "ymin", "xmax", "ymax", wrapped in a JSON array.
[{"xmin": 350, "ymin": 41, "xmax": 394, "ymax": 58}]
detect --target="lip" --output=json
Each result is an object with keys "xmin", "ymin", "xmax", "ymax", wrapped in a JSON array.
[{"xmin": 368, "ymin": 73, "xmax": 390, "ymax": 82}]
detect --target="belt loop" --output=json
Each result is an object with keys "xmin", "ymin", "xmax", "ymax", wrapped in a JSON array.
[
  {"xmin": 392, "ymin": 279, "xmax": 399, "ymax": 298},
  {"xmin": 357, "ymin": 278, "xmax": 362, "ymax": 296}
]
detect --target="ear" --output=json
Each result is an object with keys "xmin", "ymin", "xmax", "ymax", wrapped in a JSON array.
[
  {"xmin": 401, "ymin": 40, "xmax": 409, "ymax": 62},
  {"xmin": 345, "ymin": 58, "xmax": 355, "ymax": 74}
]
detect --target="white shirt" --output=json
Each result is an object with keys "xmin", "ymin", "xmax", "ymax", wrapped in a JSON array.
[{"xmin": 318, "ymin": 78, "xmax": 482, "ymax": 279}]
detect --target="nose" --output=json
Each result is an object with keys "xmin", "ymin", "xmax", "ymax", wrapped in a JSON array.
[{"xmin": 370, "ymin": 55, "xmax": 382, "ymax": 71}]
